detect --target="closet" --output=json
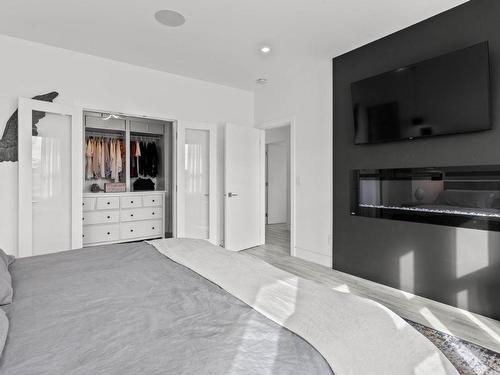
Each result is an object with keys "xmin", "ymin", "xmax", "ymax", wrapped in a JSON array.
[{"xmin": 82, "ymin": 111, "xmax": 174, "ymax": 246}]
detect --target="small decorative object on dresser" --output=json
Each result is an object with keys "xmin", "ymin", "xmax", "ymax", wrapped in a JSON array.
[
  {"xmin": 90, "ymin": 183, "xmax": 102, "ymax": 193},
  {"xmin": 104, "ymin": 182, "xmax": 126, "ymax": 193}
]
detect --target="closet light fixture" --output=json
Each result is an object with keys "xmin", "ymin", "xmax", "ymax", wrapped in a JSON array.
[
  {"xmin": 256, "ymin": 78, "xmax": 268, "ymax": 85},
  {"xmin": 155, "ymin": 10, "xmax": 186, "ymax": 27},
  {"xmin": 103, "ymin": 114, "xmax": 121, "ymax": 121}
]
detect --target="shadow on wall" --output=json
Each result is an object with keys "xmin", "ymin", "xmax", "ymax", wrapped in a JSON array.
[{"xmin": 396, "ymin": 224, "xmax": 500, "ymax": 340}]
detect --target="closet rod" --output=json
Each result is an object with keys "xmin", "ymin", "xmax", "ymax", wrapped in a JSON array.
[
  {"xmin": 86, "ymin": 131, "xmax": 124, "ymax": 139},
  {"xmin": 130, "ymin": 135, "xmax": 162, "ymax": 141}
]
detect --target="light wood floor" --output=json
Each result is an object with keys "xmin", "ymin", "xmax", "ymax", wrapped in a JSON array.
[
  {"xmin": 263, "ymin": 223, "xmax": 290, "ymax": 255},
  {"xmin": 245, "ymin": 225, "xmax": 500, "ymax": 354}
]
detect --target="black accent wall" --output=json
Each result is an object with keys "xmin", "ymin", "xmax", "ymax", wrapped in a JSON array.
[{"xmin": 333, "ymin": 0, "xmax": 500, "ymax": 320}]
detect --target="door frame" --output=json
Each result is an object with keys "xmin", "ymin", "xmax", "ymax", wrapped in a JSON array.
[
  {"xmin": 176, "ymin": 121, "xmax": 217, "ymax": 244},
  {"xmin": 257, "ymin": 117, "xmax": 296, "ymax": 256},
  {"xmin": 18, "ymin": 98, "xmax": 83, "ymax": 257}
]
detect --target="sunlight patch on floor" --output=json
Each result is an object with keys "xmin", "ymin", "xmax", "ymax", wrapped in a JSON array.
[{"xmin": 419, "ymin": 307, "xmax": 452, "ymax": 335}]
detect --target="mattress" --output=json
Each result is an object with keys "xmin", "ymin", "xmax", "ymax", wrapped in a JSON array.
[{"xmin": 0, "ymin": 242, "xmax": 333, "ymax": 375}]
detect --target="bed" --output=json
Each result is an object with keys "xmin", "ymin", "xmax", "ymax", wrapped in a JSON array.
[{"xmin": 0, "ymin": 239, "xmax": 458, "ymax": 375}]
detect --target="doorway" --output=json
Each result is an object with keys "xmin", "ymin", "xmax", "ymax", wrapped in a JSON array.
[{"xmin": 264, "ymin": 125, "xmax": 291, "ymax": 255}]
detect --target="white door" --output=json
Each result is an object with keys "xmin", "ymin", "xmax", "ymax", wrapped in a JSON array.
[
  {"xmin": 176, "ymin": 121, "xmax": 216, "ymax": 243},
  {"xmin": 18, "ymin": 98, "xmax": 82, "ymax": 257},
  {"xmin": 267, "ymin": 142, "xmax": 288, "ymax": 224},
  {"xmin": 224, "ymin": 123, "xmax": 264, "ymax": 251}
]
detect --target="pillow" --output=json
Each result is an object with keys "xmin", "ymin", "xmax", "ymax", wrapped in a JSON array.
[
  {"xmin": 434, "ymin": 189, "xmax": 500, "ymax": 209},
  {"xmin": 0, "ymin": 249, "xmax": 14, "ymax": 305},
  {"xmin": 0, "ymin": 309, "xmax": 8, "ymax": 357}
]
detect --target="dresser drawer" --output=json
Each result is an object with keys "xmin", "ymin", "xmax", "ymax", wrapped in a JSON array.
[
  {"xmin": 143, "ymin": 195, "xmax": 163, "ymax": 207},
  {"xmin": 83, "ymin": 210, "xmax": 119, "ymax": 225},
  {"xmin": 82, "ymin": 197, "xmax": 96, "ymax": 211},
  {"xmin": 120, "ymin": 220, "xmax": 163, "ymax": 240},
  {"xmin": 83, "ymin": 224, "xmax": 119, "ymax": 244},
  {"xmin": 96, "ymin": 196, "xmax": 120, "ymax": 210},
  {"xmin": 120, "ymin": 207, "xmax": 162, "ymax": 222},
  {"xmin": 120, "ymin": 196, "xmax": 142, "ymax": 209}
]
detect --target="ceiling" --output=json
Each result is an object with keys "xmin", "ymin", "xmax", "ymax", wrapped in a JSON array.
[{"xmin": 0, "ymin": 0, "xmax": 469, "ymax": 91}]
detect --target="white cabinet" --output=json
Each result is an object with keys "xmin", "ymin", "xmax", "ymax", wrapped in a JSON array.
[
  {"xmin": 143, "ymin": 195, "xmax": 162, "ymax": 207},
  {"xmin": 82, "ymin": 197, "xmax": 96, "ymax": 211},
  {"xmin": 96, "ymin": 196, "xmax": 120, "ymax": 210},
  {"xmin": 130, "ymin": 120, "xmax": 164, "ymax": 135},
  {"xmin": 120, "ymin": 220, "xmax": 163, "ymax": 240},
  {"xmin": 120, "ymin": 207, "xmax": 162, "ymax": 222},
  {"xmin": 82, "ymin": 192, "xmax": 165, "ymax": 246},
  {"xmin": 83, "ymin": 224, "xmax": 120, "ymax": 243},
  {"xmin": 83, "ymin": 210, "xmax": 119, "ymax": 225},
  {"xmin": 120, "ymin": 196, "xmax": 143, "ymax": 209}
]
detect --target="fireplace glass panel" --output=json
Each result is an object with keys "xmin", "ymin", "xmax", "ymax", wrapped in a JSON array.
[{"xmin": 351, "ymin": 166, "xmax": 500, "ymax": 231}]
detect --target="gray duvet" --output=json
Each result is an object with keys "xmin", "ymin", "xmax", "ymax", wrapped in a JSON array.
[{"xmin": 0, "ymin": 242, "xmax": 333, "ymax": 375}]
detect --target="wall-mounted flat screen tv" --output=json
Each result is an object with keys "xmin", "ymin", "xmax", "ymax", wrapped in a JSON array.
[{"xmin": 351, "ymin": 42, "xmax": 491, "ymax": 145}]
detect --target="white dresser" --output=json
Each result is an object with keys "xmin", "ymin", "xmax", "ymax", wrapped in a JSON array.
[{"xmin": 82, "ymin": 191, "xmax": 165, "ymax": 246}]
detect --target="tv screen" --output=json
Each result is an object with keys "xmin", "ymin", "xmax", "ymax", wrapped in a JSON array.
[{"xmin": 351, "ymin": 42, "xmax": 491, "ymax": 145}]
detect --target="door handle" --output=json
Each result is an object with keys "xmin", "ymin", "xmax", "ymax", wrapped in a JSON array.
[{"xmin": 228, "ymin": 192, "xmax": 238, "ymax": 198}]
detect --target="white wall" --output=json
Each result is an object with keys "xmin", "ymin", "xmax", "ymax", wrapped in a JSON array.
[
  {"xmin": 255, "ymin": 59, "xmax": 332, "ymax": 267},
  {"xmin": 0, "ymin": 35, "xmax": 254, "ymax": 256}
]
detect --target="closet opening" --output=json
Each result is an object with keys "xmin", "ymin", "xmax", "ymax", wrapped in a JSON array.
[{"xmin": 83, "ymin": 110, "xmax": 175, "ymax": 244}]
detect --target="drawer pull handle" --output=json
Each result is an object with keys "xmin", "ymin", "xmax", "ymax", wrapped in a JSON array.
[
  {"xmin": 130, "ymin": 201, "xmax": 134, "ymax": 204},
  {"xmin": 107, "ymin": 202, "xmax": 110, "ymax": 205},
  {"xmin": 107, "ymin": 216, "xmax": 111, "ymax": 219},
  {"xmin": 152, "ymin": 227, "xmax": 155, "ymax": 230},
  {"xmin": 152, "ymin": 212, "xmax": 155, "ymax": 215},
  {"xmin": 82, "ymin": 234, "xmax": 85, "ymax": 238},
  {"xmin": 152, "ymin": 200, "xmax": 155, "ymax": 202},
  {"xmin": 82, "ymin": 217, "xmax": 85, "ymax": 221},
  {"xmin": 82, "ymin": 203, "xmax": 85, "ymax": 206},
  {"xmin": 107, "ymin": 232, "xmax": 110, "ymax": 235},
  {"xmin": 131, "ymin": 214, "xmax": 134, "ymax": 217},
  {"xmin": 130, "ymin": 229, "xmax": 134, "ymax": 232}
]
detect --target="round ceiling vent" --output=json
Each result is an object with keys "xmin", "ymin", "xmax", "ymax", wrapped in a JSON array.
[{"xmin": 155, "ymin": 10, "xmax": 186, "ymax": 27}]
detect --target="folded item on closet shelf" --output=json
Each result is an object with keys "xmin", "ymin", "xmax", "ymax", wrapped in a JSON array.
[{"xmin": 133, "ymin": 177, "xmax": 155, "ymax": 191}]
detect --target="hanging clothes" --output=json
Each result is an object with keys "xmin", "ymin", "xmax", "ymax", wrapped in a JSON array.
[
  {"xmin": 104, "ymin": 139, "xmax": 111, "ymax": 178},
  {"xmin": 99, "ymin": 139, "xmax": 105, "ymax": 178},
  {"xmin": 85, "ymin": 136, "xmax": 124, "ymax": 182},
  {"xmin": 134, "ymin": 140, "xmax": 160, "ymax": 178},
  {"xmin": 130, "ymin": 141, "xmax": 138, "ymax": 178},
  {"xmin": 138, "ymin": 141, "xmax": 146, "ymax": 176},
  {"xmin": 85, "ymin": 138, "xmax": 93, "ymax": 180},
  {"xmin": 91, "ymin": 138, "xmax": 99, "ymax": 178},
  {"xmin": 146, "ymin": 142, "xmax": 159, "ymax": 177}
]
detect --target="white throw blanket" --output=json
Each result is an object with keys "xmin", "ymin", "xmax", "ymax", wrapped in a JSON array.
[{"xmin": 148, "ymin": 238, "xmax": 458, "ymax": 375}]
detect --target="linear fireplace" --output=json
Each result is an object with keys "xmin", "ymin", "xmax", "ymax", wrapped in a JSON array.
[{"xmin": 351, "ymin": 165, "xmax": 500, "ymax": 231}]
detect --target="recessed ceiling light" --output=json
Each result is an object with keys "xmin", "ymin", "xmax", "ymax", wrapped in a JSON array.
[
  {"xmin": 260, "ymin": 46, "xmax": 271, "ymax": 54},
  {"xmin": 256, "ymin": 78, "xmax": 268, "ymax": 85},
  {"xmin": 155, "ymin": 10, "xmax": 186, "ymax": 27}
]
